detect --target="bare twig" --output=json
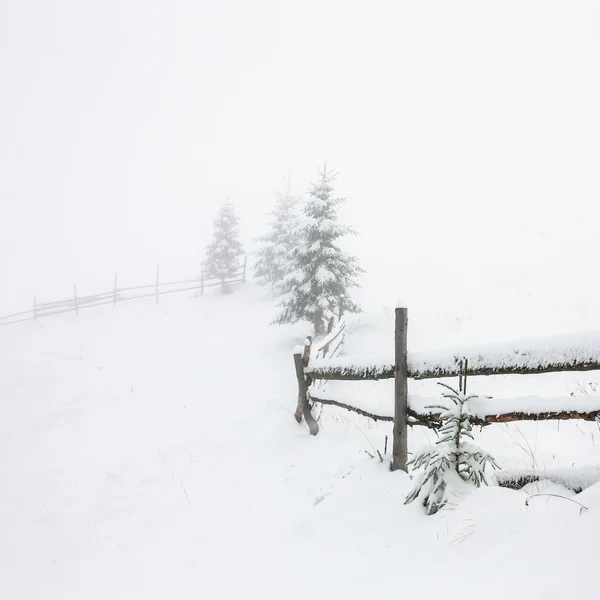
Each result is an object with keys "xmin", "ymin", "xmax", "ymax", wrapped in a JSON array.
[
  {"xmin": 525, "ymin": 493, "xmax": 588, "ymax": 515},
  {"xmin": 178, "ymin": 476, "xmax": 192, "ymax": 507}
]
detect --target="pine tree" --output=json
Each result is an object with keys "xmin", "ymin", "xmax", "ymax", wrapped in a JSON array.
[
  {"xmin": 204, "ymin": 200, "xmax": 244, "ymax": 294},
  {"xmin": 405, "ymin": 384, "xmax": 498, "ymax": 515},
  {"xmin": 253, "ymin": 181, "xmax": 299, "ymax": 293},
  {"xmin": 273, "ymin": 165, "xmax": 364, "ymax": 336}
]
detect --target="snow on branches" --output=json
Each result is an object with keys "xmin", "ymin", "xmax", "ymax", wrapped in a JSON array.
[
  {"xmin": 253, "ymin": 189, "xmax": 299, "ymax": 293},
  {"xmin": 204, "ymin": 200, "xmax": 244, "ymax": 294},
  {"xmin": 405, "ymin": 384, "xmax": 498, "ymax": 515},
  {"xmin": 273, "ymin": 165, "xmax": 364, "ymax": 336}
]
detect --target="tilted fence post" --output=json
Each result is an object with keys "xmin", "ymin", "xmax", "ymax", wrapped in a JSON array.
[
  {"xmin": 33, "ymin": 295, "xmax": 37, "ymax": 320},
  {"xmin": 392, "ymin": 305, "xmax": 408, "ymax": 471},
  {"xmin": 293, "ymin": 336, "xmax": 318, "ymax": 435},
  {"xmin": 242, "ymin": 256, "xmax": 247, "ymax": 284},
  {"xmin": 113, "ymin": 273, "xmax": 118, "ymax": 306},
  {"xmin": 73, "ymin": 283, "xmax": 79, "ymax": 315},
  {"xmin": 201, "ymin": 271, "xmax": 205, "ymax": 296}
]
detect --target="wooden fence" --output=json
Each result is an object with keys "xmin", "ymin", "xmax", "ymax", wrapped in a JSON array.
[
  {"xmin": 0, "ymin": 258, "xmax": 247, "ymax": 327},
  {"xmin": 293, "ymin": 306, "xmax": 600, "ymax": 472}
]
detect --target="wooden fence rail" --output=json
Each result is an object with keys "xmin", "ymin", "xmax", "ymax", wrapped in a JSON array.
[
  {"xmin": 293, "ymin": 306, "xmax": 600, "ymax": 473},
  {"xmin": 0, "ymin": 259, "xmax": 248, "ymax": 327}
]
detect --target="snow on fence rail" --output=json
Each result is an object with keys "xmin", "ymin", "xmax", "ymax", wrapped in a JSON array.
[
  {"xmin": 0, "ymin": 258, "xmax": 247, "ymax": 327},
  {"xmin": 292, "ymin": 307, "xmax": 600, "ymax": 472},
  {"xmin": 307, "ymin": 329, "xmax": 600, "ymax": 381}
]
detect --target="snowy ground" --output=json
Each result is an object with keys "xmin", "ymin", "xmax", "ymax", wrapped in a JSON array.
[{"xmin": 2, "ymin": 284, "xmax": 600, "ymax": 599}]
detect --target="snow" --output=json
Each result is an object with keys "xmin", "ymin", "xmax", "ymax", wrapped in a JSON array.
[
  {"xmin": 495, "ymin": 465, "xmax": 600, "ymax": 493},
  {"xmin": 410, "ymin": 329, "xmax": 600, "ymax": 376},
  {"xmin": 309, "ymin": 384, "xmax": 600, "ymax": 421},
  {"xmin": 396, "ymin": 296, "xmax": 408, "ymax": 309},
  {"xmin": 4, "ymin": 286, "xmax": 600, "ymax": 599},
  {"xmin": 306, "ymin": 354, "xmax": 393, "ymax": 378},
  {"xmin": 308, "ymin": 328, "xmax": 600, "ymax": 379},
  {"xmin": 468, "ymin": 395, "xmax": 600, "ymax": 418}
]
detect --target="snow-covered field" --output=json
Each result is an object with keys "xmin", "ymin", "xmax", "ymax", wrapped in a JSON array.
[{"xmin": 2, "ymin": 283, "xmax": 600, "ymax": 599}]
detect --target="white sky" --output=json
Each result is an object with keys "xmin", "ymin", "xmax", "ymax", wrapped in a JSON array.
[{"xmin": 1, "ymin": 1, "xmax": 599, "ymax": 313}]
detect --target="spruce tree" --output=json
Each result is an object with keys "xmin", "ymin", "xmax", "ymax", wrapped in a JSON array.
[
  {"xmin": 204, "ymin": 199, "xmax": 244, "ymax": 294},
  {"xmin": 273, "ymin": 165, "xmax": 364, "ymax": 336},
  {"xmin": 405, "ymin": 384, "xmax": 498, "ymax": 515},
  {"xmin": 254, "ymin": 183, "xmax": 299, "ymax": 293}
]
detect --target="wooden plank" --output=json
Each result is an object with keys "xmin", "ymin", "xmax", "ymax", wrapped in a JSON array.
[
  {"xmin": 0, "ymin": 315, "xmax": 35, "ymax": 327},
  {"xmin": 0, "ymin": 307, "xmax": 35, "ymax": 322},
  {"xmin": 309, "ymin": 394, "xmax": 392, "ymax": 422},
  {"xmin": 312, "ymin": 317, "xmax": 346, "ymax": 354},
  {"xmin": 308, "ymin": 356, "xmax": 600, "ymax": 381},
  {"xmin": 412, "ymin": 360, "xmax": 600, "ymax": 380},
  {"xmin": 155, "ymin": 263, "xmax": 160, "ymax": 304},
  {"xmin": 37, "ymin": 291, "xmax": 116, "ymax": 309},
  {"xmin": 309, "ymin": 392, "xmax": 600, "ymax": 428},
  {"xmin": 307, "ymin": 364, "xmax": 394, "ymax": 381}
]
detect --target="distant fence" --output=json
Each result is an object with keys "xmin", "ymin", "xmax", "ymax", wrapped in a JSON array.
[
  {"xmin": 0, "ymin": 258, "xmax": 247, "ymax": 327},
  {"xmin": 293, "ymin": 306, "xmax": 600, "ymax": 472}
]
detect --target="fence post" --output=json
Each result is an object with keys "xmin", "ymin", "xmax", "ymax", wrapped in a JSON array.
[
  {"xmin": 73, "ymin": 283, "xmax": 79, "ymax": 315},
  {"xmin": 392, "ymin": 305, "xmax": 408, "ymax": 471},
  {"xmin": 339, "ymin": 297, "xmax": 345, "ymax": 319},
  {"xmin": 293, "ymin": 336, "xmax": 318, "ymax": 435},
  {"xmin": 113, "ymin": 273, "xmax": 118, "ymax": 306},
  {"xmin": 327, "ymin": 315, "xmax": 335, "ymax": 334},
  {"xmin": 155, "ymin": 263, "xmax": 160, "ymax": 304},
  {"xmin": 201, "ymin": 271, "xmax": 205, "ymax": 296},
  {"xmin": 242, "ymin": 256, "xmax": 247, "ymax": 283},
  {"xmin": 33, "ymin": 295, "xmax": 37, "ymax": 320}
]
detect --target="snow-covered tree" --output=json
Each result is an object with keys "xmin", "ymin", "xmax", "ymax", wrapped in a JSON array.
[
  {"xmin": 405, "ymin": 384, "xmax": 498, "ymax": 515},
  {"xmin": 253, "ymin": 185, "xmax": 299, "ymax": 293},
  {"xmin": 273, "ymin": 165, "xmax": 364, "ymax": 336},
  {"xmin": 204, "ymin": 200, "xmax": 244, "ymax": 294}
]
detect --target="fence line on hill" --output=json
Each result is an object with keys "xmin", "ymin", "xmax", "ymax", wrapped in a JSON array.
[
  {"xmin": 293, "ymin": 307, "xmax": 600, "ymax": 472},
  {"xmin": 0, "ymin": 257, "xmax": 248, "ymax": 327}
]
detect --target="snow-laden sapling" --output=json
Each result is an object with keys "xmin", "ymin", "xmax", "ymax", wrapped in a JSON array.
[
  {"xmin": 204, "ymin": 200, "xmax": 244, "ymax": 294},
  {"xmin": 405, "ymin": 384, "xmax": 498, "ymax": 515},
  {"xmin": 254, "ymin": 186, "xmax": 299, "ymax": 294}
]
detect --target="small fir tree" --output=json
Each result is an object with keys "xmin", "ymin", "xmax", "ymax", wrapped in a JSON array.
[
  {"xmin": 273, "ymin": 165, "xmax": 364, "ymax": 336},
  {"xmin": 254, "ymin": 184, "xmax": 299, "ymax": 293},
  {"xmin": 204, "ymin": 200, "xmax": 244, "ymax": 294},
  {"xmin": 405, "ymin": 383, "xmax": 498, "ymax": 515}
]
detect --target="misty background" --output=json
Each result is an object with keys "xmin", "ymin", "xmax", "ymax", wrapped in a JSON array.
[{"xmin": 1, "ymin": 0, "xmax": 599, "ymax": 320}]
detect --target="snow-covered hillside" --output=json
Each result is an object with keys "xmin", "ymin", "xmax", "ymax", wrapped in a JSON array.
[{"xmin": 2, "ymin": 286, "xmax": 600, "ymax": 599}]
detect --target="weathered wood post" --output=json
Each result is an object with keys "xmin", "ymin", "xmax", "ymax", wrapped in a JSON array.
[
  {"xmin": 33, "ymin": 295, "xmax": 37, "ymax": 320},
  {"xmin": 392, "ymin": 303, "xmax": 408, "ymax": 471},
  {"xmin": 155, "ymin": 263, "xmax": 160, "ymax": 304},
  {"xmin": 200, "ymin": 271, "xmax": 205, "ymax": 296},
  {"xmin": 293, "ymin": 336, "xmax": 318, "ymax": 436},
  {"xmin": 327, "ymin": 315, "xmax": 335, "ymax": 334},
  {"xmin": 73, "ymin": 283, "xmax": 79, "ymax": 315},
  {"xmin": 242, "ymin": 256, "xmax": 247, "ymax": 283},
  {"xmin": 113, "ymin": 273, "xmax": 118, "ymax": 307}
]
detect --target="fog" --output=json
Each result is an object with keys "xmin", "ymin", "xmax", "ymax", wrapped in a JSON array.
[{"xmin": 2, "ymin": 1, "xmax": 599, "ymax": 314}]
